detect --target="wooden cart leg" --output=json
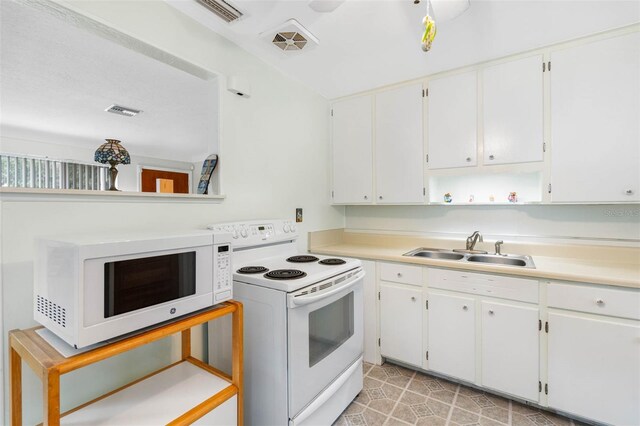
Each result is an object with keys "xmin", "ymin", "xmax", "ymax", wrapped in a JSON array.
[
  {"xmin": 43, "ymin": 369, "xmax": 60, "ymax": 426},
  {"xmin": 181, "ymin": 329, "xmax": 191, "ymax": 360},
  {"xmin": 10, "ymin": 346, "xmax": 22, "ymax": 426},
  {"xmin": 232, "ymin": 303, "xmax": 243, "ymax": 426}
]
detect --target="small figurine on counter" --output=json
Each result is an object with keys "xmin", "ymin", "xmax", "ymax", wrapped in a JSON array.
[
  {"xmin": 489, "ymin": 194, "xmax": 495, "ymax": 202},
  {"xmin": 508, "ymin": 192, "xmax": 518, "ymax": 203},
  {"xmin": 444, "ymin": 192, "xmax": 452, "ymax": 203},
  {"xmin": 469, "ymin": 194, "xmax": 474, "ymax": 203}
]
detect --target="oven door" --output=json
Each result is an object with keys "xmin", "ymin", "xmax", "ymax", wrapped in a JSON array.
[{"xmin": 287, "ymin": 268, "xmax": 364, "ymax": 418}]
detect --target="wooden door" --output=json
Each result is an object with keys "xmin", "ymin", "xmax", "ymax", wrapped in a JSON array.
[{"xmin": 141, "ymin": 169, "xmax": 190, "ymax": 193}]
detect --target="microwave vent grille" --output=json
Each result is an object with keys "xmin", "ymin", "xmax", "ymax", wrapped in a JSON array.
[{"xmin": 37, "ymin": 295, "xmax": 67, "ymax": 328}]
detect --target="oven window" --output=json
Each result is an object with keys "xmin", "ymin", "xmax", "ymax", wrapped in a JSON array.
[
  {"xmin": 104, "ymin": 252, "xmax": 196, "ymax": 318},
  {"xmin": 308, "ymin": 292, "xmax": 354, "ymax": 367}
]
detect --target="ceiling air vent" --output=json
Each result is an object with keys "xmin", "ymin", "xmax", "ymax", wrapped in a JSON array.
[
  {"xmin": 196, "ymin": 0, "xmax": 243, "ymax": 23},
  {"xmin": 262, "ymin": 19, "xmax": 319, "ymax": 53},
  {"xmin": 105, "ymin": 105, "xmax": 142, "ymax": 117}
]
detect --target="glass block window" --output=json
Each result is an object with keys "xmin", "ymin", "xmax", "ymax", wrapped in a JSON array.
[{"xmin": 0, "ymin": 154, "xmax": 108, "ymax": 190}]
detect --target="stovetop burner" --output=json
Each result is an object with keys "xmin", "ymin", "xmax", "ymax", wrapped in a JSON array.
[
  {"xmin": 318, "ymin": 258, "xmax": 347, "ymax": 265},
  {"xmin": 264, "ymin": 269, "xmax": 307, "ymax": 280},
  {"xmin": 237, "ymin": 266, "xmax": 269, "ymax": 274},
  {"xmin": 287, "ymin": 255, "xmax": 319, "ymax": 263}
]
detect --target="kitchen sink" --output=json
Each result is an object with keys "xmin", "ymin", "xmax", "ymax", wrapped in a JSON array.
[{"xmin": 403, "ymin": 247, "xmax": 535, "ymax": 268}]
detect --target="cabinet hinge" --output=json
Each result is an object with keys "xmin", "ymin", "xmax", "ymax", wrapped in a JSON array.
[
  {"xmin": 538, "ymin": 319, "xmax": 542, "ymax": 331},
  {"xmin": 539, "ymin": 381, "xmax": 542, "ymax": 392},
  {"xmin": 423, "ymin": 88, "xmax": 428, "ymax": 97},
  {"xmin": 548, "ymin": 61, "xmax": 551, "ymax": 71},
  {"xmin": 545, "ymin": 383, "xmax": 549, "ymax": 395},
  {"xmin": 378, "ymin": 338, "xmax": 381, "ymax": 347},
  {"xmin": 545, "ymin": 321, "xmax": 549, "ymax": 333},
  {"xmin": 426, "ymin": 351, "xmax": 429, "ymax": 360},
  {"xmin": 422, "ymin": 89, "xmax": 425, "ymax": 97},
  {"xmin": 423, "ymin": 187, "xmax": 426, "ymax": 196},
  {"xmin": 331, "ymin": 109, "xmax": 334, "ymax": 117},
  {"xmin": 543, "ymin": 142, "xmax": 546, "ymax": 153},
  {"xmin": 378, "ymin": 291, "xmax": 381, "ymax": 300},
  {"xmin": 331, "ymin": 190, "xmax": 334, "ymax": 198},
  {"xmin": 548, "ymin": 183, "xmax": 552, "ymax": 194},
  {"xmin": 543, "ymin": 62, "xmax": 546, "ymax": 72},
  {"xmin": 426, "ymin": 154, "xmax": 429, "ymax": 163},
  {"xmin": 425, "ymin": 300, "xmax": 429, "ymax": 310}
]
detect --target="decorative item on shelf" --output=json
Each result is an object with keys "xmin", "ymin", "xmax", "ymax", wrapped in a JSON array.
[
  {"xmin": 489, "ymin": 194, "xmax": 495, "ymax": 202},
  {"xmin": 468, "ymin": 194, "xmax": 474, "ymax": 203},
  {"xmin": 94, "ymin": 139, "xmax": 130, "ymax": 191},
  {"xmin": 508, "ymin": 192, "xmax": 518, "ymax": 203},
  {"xmin": 197, "ymin": 154, "xmax": 219, "ymax": 195},
  {"xmin": 444, "ymin": 192, "xmax": 452, "ymax": 203},
  {"xmin": 420, "ymin": 0, "xmax": 437, "ymax": 52}
]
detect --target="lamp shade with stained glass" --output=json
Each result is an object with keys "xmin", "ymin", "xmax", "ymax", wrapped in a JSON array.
[{"xmin": 94, "ymin": 139, "xmax": 131, "ymax": 191}]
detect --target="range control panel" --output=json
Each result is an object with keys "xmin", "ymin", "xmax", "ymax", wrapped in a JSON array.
[{"xmin": 207, "ymin": 219, "xmax": 298, "ymax": 248}]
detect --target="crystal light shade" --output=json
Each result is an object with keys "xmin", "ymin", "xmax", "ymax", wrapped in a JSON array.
[{"xmin": 94, "ymin": 139, "xmax": 131, "ymax": 191}]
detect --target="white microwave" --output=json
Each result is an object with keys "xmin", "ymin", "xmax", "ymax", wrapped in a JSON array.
[{"xmin": 34, "ymin": 230, "xmax": 232, "ymax": 348}]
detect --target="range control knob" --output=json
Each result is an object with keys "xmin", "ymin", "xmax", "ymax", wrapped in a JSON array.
[
  {"xmin": 290, "ymin": 224, "xmax": 297, "ymax": 232},
  {"xmin": 232, "ymin": 230, "xmax": 239, "ymax": 239},
  {"xmin": 241, "ymin": 228, "xmax": 248, "ymax": 238},
  {"xmin": 283, "ymin": 223, "xmax": 291, "ymax": 233}
]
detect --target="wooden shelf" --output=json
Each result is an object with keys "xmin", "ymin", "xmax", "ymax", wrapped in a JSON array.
[{"xmin": 9, "ymin": 301, "xmax": 243, "ymax": 425}]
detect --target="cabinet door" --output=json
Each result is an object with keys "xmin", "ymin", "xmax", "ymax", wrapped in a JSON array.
[
  {"xmin": 380, "ymin": 282, "xmax": 422, "ymax": 367},
  {"xmin": 375, "ymin": 84, "xmax": 424, "ymax": 203},
  {"xmin": 331, "ymin": 96, "xmax": 373, "ymax": 204},
  {"xmin": 481, "ymin": 301, "xmax": 539, "ymax": 402},
  {"xmin": 427, "ymin": 292, "xmax": 475, "ymax": 382},
  {"xmin": 548, "ymin": 312, "xmax": 640, "ymax": 425},
  {"xmin": 483, "ymin": 55, "xmax": 544, "ymax": 165},
  {"xmin": 427, "ymin": 71, "xmax": 477, "ymax": 169},
  {"xmin": 550, "ymin": 32, "xmax": 640, "ymax": 202}
]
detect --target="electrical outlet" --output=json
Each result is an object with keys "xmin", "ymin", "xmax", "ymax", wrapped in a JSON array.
[{"xmin": 296, "ymin": 208, "xmax": 303, "ymax": 223}]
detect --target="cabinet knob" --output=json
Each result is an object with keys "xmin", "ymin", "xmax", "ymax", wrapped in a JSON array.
[
  {"xmin": 626, "ymin": 189, "xmax": 634, "ymax": 195},
  {"xmin": 379, "ymin": 196, "xmax": 383, "ymax": 200},
  {"xmin": 411, "ymin": 296, "xmax": 416, "ymax": 302},
  {"xmin": 489, "ymin": 155, "xmax": 495, "ymax": 160},
  {"xmin": 462, "ymin": 305, "xmax": 468, "ymax": 311},
  {"xmin": 488, "ymin": 310, "xmax": 494, "ymax": 315},
  {"xmin": 397, "ymin": 272, "xmax": 403, "ymax": 278},
  {"xmin": 466, "ymin": 157, "xmax": 472, "ymax": 162},
  {"xmin": 364, "ymin": 195, "xmax": 368, "ymax": 200},
  {"xmin": 596, "ymin": 299, "xmax": 605, "ymax": 306}
]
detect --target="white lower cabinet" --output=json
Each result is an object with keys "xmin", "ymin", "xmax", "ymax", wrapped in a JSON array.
[
  {"xmin": 380, "ymin": 281, "xmax": 423, "ymax": 367},
  {"xmin": 481, "ymin": 301, "xmax": 539, "ymax": 401},
  {"xmin": 427, "ymin": 292, "xmax": 476, "ymax": 383},
  {"xmin": 547, "ymin": 311, "xmax": 640, "ymax": 425}
]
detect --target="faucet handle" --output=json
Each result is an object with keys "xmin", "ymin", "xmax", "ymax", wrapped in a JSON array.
[{"xmin": 495, "ymin": 240, "xmax": 504, "ymax": 255}]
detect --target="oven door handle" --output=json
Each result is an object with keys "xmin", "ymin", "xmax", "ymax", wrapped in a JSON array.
[{"xmin": 288, "ymin": 270, "xmax": 365, "ymax": 308}]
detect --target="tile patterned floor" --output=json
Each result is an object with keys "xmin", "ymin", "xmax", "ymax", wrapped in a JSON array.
[{"xmin": 333, "ymin": 362, "xmax": 585, "ymax": 426}]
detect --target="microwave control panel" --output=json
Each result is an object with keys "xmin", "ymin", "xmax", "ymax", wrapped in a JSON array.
[{"xmin": 213, "ymin": 243, "xmax": 232, "ymax": 303}]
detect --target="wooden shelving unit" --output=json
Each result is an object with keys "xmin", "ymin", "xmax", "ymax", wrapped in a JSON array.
[{"xmin": 9, "ymin": 301, "xmax": 243, "ymax": 425}]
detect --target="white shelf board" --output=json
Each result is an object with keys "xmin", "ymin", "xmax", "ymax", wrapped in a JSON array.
[
  {"xmin": 61, "ymin": 361, "xmax": 232, "ymax": 425},
  {"xmin": 0, "ymin": 187, "xmax": 225, "ymax": 202}
]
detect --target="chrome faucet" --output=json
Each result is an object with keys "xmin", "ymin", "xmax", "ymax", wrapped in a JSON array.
[
  {"xmin": 466, "ymin": 231, "xmax": 483, "ymax": 251},
  {"xmin": 495, "ymin": 240, "xmax": 504, "ymax": 255}
]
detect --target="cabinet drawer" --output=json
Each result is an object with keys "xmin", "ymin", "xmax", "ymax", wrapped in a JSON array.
[
  {"xmin": 548, "ymin": 282, "xmax": 640, "ymax": 320},
  {"xmin": 379, "ymin": 262, "xmax": 423, "ymax": 286},
  {"xmin": 427, "ymin": 268, "xmax": 538, "ymax": 303}
]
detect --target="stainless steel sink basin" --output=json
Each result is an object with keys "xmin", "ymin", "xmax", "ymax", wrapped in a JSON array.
[
  {"xmin": 403, "ymin": 247, "xmax": 535, "ymax": 268},
  {"xmin": 467, "ymin": 254, "xmax": 535, "ymax": 268},
  {"xmin": 405, "ymin": 248, "xmax": 465, "ymax": 260}
]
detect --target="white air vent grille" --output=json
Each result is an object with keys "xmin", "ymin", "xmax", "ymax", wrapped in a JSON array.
[
  {"xmin": 196, "ymin": 0, "xmax": 243, "ymax": 23},
  {"xmin": 37, "ymin": 295, "xmax": 67, "ymax": 328},
  {"xmin": 273, "ymin": 32, "xmax": 308, "ymax": 51},
  {"xmin": 105, "ymin": 104, "xmax": 141, "ymax": 117}
]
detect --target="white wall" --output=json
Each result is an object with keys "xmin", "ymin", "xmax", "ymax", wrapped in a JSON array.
[
  {"xmin": 346, "ymin": 205, "xmax": 640, "ymax": 243},
  {"xmin": 0, "ymin": 0, "xmax": 344, "ymax": 423}
]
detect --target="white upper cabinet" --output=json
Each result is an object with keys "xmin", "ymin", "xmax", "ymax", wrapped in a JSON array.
[
  {"xmin": 331, "ymin": 96, "xmax": 374, "ymax": 204},
  {"xmin": 375, "ymin": 84, "xmax": 425, "ymax": 203},
  {"xmin": 427, "ymin": 71, "xmax": 478, "ymax": 169},
  {"xmin": 483, "ymin": 55, "xmax": 544, "ymax": 165},
  {"xmin": 550, "ymin": 32, "xmax": 640, "ymax": 202}
]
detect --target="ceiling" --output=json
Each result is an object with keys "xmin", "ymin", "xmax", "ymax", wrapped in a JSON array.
[
  {"xmin": 0, "ymin": 0, "xmax": 218, "ymax": 163},
  {"xmin": 166, "ymin": 0, "xmax": 640, "ymax": 99}
]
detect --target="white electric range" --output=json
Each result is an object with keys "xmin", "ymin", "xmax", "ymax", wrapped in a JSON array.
[{"xmin": 207, "ymin": 219, "xmax": 364, "ymax": 426}]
